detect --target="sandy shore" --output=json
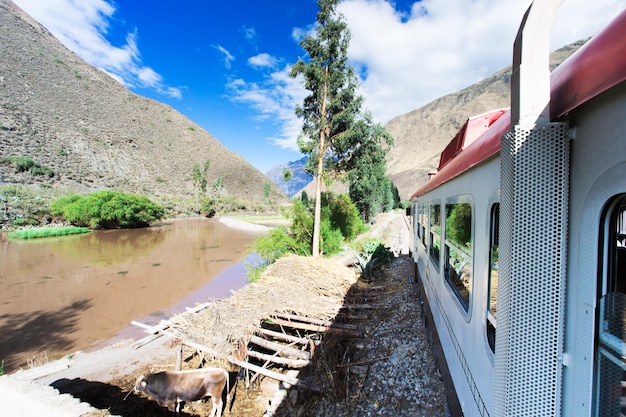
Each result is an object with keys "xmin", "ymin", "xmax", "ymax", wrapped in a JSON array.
[{"xmin": 216, "ymin": 216, "xmax": 273, "ymax": 234}]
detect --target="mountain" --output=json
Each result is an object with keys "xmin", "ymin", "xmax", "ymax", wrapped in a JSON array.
[
  {"xmin": 384, "ymin": 41, "xmax": 585, "ymax": 200},
  {"xmin": 0, "ymin": 0, "xmax": 286, "ymax": 204},
  {"xmin": 265, "ymin": 157, "xmax": 313, "ymax": 198}
]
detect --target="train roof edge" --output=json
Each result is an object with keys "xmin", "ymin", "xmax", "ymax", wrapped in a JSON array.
[{"xmin": 410, "ymin": 7, "xmax": 626, "ymax": 200}]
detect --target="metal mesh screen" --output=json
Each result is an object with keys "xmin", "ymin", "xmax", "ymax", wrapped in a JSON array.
[{"xmin": 495, "ymin": 123, "xmax": 569, "ymax": 416}]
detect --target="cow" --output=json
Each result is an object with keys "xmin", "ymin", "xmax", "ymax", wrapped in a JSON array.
[{"xmin": 135, "ymin": 368, "xmax": 229, "ymax": 416}]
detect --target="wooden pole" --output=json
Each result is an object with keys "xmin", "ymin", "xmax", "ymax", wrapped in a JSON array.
[
  {"xmin": 257, "ymin": 328, "xmax": 320, "ymax": 346},
  {"xmin": 267, "ymin": 318, "xmax": 362, "ymax": 338},
  {"xmin": 246, "ymin": 349, "xmax": 310, "ymax": 368},
  {"xmin": 249, "ymin": 335, "xmax": 311, "ymax": 360},
  {"xmin": 273, "ymin": 314, "xmax": 359, "ymax": 330}
]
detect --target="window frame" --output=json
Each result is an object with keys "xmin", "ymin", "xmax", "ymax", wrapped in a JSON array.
[
  {"xmin": 443, "ymin": 195, "xmax": 474, "ymax": 312},
  {"xmin": 486, "ymin": 202, "xmax": 500, "ymax": 353},
  {"xmin": 593, "ymin": 195, "xmax": 626, "ymax": 416},
  {"xmin": 429, "ymin": 201, "xmax": 441, "ymax": 271}
]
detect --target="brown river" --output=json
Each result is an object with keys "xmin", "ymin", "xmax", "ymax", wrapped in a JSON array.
[{"xmin": 0, "ymin": 218, "xmax": 258, "ymax": 373}]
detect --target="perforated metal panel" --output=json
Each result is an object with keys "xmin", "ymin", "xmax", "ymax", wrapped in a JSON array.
[{"xmin": 495, "ymin": 123, "xmax": 570, "ymax": 416}]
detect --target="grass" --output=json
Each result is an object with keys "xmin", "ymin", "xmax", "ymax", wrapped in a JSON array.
[
  {"xmin": 8, "ymin": 226, "xmax": 90, "ymax": 239},
  {"xmin": 233, "ymin": 214, "xmax": 288, "ymax": 222}
]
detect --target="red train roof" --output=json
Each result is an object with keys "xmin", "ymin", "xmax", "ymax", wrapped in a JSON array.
[
  {"xmin": 411, "ymin": 8, "xmax": 626, "ymax": 200},
  {"xmin": 551, "ymin": 8, "xmax": 626, "ymax": 119}
]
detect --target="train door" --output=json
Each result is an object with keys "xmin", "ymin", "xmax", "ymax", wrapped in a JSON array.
[{"xmin": 594, "ymin": 195, "xmax": 626, "ymax": 416}]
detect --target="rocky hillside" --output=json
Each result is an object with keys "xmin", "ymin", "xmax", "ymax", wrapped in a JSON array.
[
  {"xmin": 385, "ymin": 41, "xmax": 585, "ymax": 199},
  {"xmin": 0, "ymin": 0, "xmax": 286, "ymax": 204}
]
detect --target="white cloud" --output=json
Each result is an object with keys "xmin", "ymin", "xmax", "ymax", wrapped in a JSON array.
[
  {"xmin": 338, "ymin": 0, "xmax": 626, "ymax": 123},
  {"xmin": 248, "ymin": 53, "xmax": 278, "ymax": 69},
  {"xmin": 12, "ymin": 0, "xmax": 182, "ymax": 98},
  {"xmin": 214, "ymin": 44, "xmax": 235, "ymax": 69},
  {"xmin": 241, "ymin": 25, "xmax": 256, "ymax": 42},
  {"xmin": 227, "ymin": 66, "xmax": 307, "ymax": 151}
]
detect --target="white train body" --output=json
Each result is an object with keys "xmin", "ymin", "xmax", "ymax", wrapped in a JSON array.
[{"xmin": 410, "ymin": 5, "xmax": 626, "ymax": 416}]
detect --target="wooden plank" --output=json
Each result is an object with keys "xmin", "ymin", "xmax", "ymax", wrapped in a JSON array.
[
  {"xmin": 249, "ymin": 335, "xmax": 311, "ymax": 360},
  {"xmin": 12, "ymin": 357, "xmax": 72, "ymax": 380},
  {"xmin": 343, "ymin": 304, "xmax": 381, "ymax": 310},
  {"xmin": 131, "ymin": 320, "xmax": 171, "ymax": 334},
  {"xmin": 258, "ymin": 328, "xmax": 319, "ymax": 346},
  {"xmin": 274, "ymin": 314, "xmax": 359, "ymax": 330},
  {"xmin": 185, "ymin": 302, "xmax": 212, "ymax": 313},
  {"xmin": 267, "ymin": 318, "xmax": 363, "ymax": 338},
  {"xmin": 246, "ymin": 349, "xmax": 310, "ymax": 368},
  {"xmin": 131, "ymin": 333, "xmax": 164, "ymax": 349}
]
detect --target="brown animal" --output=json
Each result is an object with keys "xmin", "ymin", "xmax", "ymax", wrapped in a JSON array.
[{"xmin": 135, "ymin": 368, "xmax": 229, "ymax": 416}]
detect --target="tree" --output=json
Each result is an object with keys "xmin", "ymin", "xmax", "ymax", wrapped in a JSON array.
[
  {"xmin": 290, "ymin": 0, "xmax": 365, "ymax": 256},
  {"xmin": 192, "ymin": 159, "xmax": 210, "ymax": 212},
  {"xmin": 282, "ymin": 168, "xmax": 293, "ymax": 182}
]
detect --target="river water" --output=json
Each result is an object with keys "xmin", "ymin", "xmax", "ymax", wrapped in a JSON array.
[{"xmin": 0, "ymin": 218, "xmax": 258, "ymax": 372}]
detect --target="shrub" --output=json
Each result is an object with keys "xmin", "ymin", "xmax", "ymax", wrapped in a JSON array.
[
  {"xmin": 353, "ymin": 239, "xmax": 394, "ymax": 278},
  {"xmin": 322, "ymin": 193, "xmax": 365, "ymax": 241},
  {"xmin": 50, "ymin": 191, "xmax": 164, "ymax": 229},
  {"xmin": 10, "ymin": 156, "xmax": 35, "ymax": 172}
]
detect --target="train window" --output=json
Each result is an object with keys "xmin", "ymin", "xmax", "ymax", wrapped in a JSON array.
[
  {"xmin": 416, "ymin": 204, "xmax": 422, "ymax": 241},
  {"xmin": 594, "ymin": 195, "xmax": 626, "ymax": 416},
  {"xmin": 420, "ymin": 204, "xmax": 427, "ymax": 247},
  {"xmin": 420, "ymin": 204, "xmax": 428, "ymax": 247},
  {"xmin": 429, "ymin": 202, "xmax": 441, "ymax": 270},
  {"xmin": 487, "ymin": 203, "xmax": 499, "ymax": 353},
  {"xmin": 444, "ymin": 197, "xmax": 473, "ymax": 310}
]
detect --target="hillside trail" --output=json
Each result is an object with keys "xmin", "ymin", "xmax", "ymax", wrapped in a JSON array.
[{"xmin": 2, "ymin": 210, "xmax": 447, "ymax": 416}]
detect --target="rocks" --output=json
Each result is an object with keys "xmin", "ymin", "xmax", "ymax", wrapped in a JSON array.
[{"xmin": 310, "ymin": 255, "xmax": 447, "ymax": 417}]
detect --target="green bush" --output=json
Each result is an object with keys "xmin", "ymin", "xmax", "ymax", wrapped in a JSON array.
[
  {"xmin": 321, "ymin": 193, "xmax": 365, "ymax": 241},
  {"xmin": 50, "ymin": 190, "xmax": 164, "ymax": 229},
  {"xmin": 353, "ymin": 239, "xmax": 394, "ymax": 278},
  {"xmin": 2, "ymin": 156, "xmax": 54, "ymax": 177}
]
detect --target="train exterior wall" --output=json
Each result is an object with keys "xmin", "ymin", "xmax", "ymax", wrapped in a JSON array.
[
  {"xmin": 414, "ymin": 156, "xmax": 500, "ymax": 417},
  {"xmin": 562, "ymin": 81, "xmax": 626, "ymax": 417}
]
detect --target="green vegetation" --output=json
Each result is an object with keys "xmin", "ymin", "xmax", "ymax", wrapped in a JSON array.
[
  {"xmin": 1, "ymin": 184, "xmax": 278, "ymax": 229},
  {"xmin": 213, "ymin": 177, "xmax": 224, "ymax": 197},
  {"xmin": 263, "ymin": 181, "xmax": 271, "ymax": 200},
  {"xmin": 353, "ymin": 239, "xmax": 394, "ymax": 279},
  {"xmin": 9, "ymin": 226, "xmax": 89, "ymax": 239},
  {"xmin": 50, "ymin": 190, "xmax": 164, "ymax": 229},
  {"xmin": 192, "ymin": 159, "xmax": 210, "ymax": 212},
  {"xmin": 1, "ymin": 155, "xmax": 54, "ymax": 178},
  {"xmin": 1, "ymin": 185, "xmax": 54, "ymax": 227},
  {"xmin": 247, "ymin": 193, "xmax": 364, "ymax": 281}
]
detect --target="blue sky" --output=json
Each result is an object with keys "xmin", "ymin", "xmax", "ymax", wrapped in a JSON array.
[{"xmin": 12, "ymin": 0, "xmax": 626, "ymax": 173}]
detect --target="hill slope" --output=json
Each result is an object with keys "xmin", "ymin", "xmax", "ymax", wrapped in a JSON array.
[
  {"xmin": 0, "ymin": 0, "xmax": 286, "ymax": 203},
  {"xmin": 385, "ymin": 41, "xmax": 584, "ymax": 199}
]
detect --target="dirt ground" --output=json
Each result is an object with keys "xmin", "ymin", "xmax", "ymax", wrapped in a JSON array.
[{"xmin": 5, "ymin": 211, "xmax": 422, "ymax": 417}]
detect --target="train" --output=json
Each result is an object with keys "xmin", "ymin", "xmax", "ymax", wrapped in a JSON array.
[{"xmin": 409, "ymin": 2, "xmax": 626, "ymax": 416}]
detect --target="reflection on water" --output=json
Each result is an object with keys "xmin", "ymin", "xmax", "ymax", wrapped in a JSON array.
[{"xmin": 0, "ymin": 219, "xmax": 257, "ymax": 372}]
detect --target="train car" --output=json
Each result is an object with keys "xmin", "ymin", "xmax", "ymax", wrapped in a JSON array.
[{"xmin": 410, "ymin": 2, "xmax": 626, "ymax": 416}]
